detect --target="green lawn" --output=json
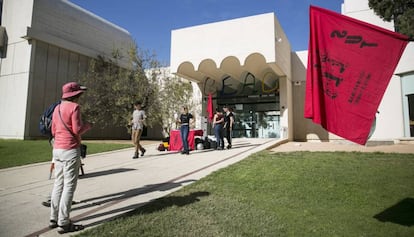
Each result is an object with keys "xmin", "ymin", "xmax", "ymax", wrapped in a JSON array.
[
  {"xmin": 77, "ymin": 151, "xmax": 414, "ymax": 237},
  {"xmin": 0, "ymin": 139, "xmax": 133, "ymax": 169}
]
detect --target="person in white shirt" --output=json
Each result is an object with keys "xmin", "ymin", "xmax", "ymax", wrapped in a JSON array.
[{"xmin": 131, "ymin": 101, "xmax": 146, "ymax": 158}]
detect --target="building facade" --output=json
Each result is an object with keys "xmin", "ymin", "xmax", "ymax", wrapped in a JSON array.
[
  {"xmin": 2, "ymin": 0, "xmax": 413, "ymax": 143},
  {"xmin": 171, "ymin": 12, "xmax": 293, "ymax": 139},
  {"xmin": 170, "ymin": 0, "xmax": 414, "ymax": 143},
  {"xmin": 0, "ymin": 0, "xmax": 137, "ymax": 139}
]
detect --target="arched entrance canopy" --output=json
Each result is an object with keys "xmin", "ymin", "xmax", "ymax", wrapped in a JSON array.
[{"xmin": 175, "ymin": 53, "xmax": 285, "ymax": 96}]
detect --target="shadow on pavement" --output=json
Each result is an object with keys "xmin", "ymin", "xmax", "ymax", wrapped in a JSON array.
[
  {"xmin": 72, "ymin": 180, "xmax": 197, "ymax": 211},
  {"xmin": 140, "ymin": 141, "xmax": 255, "ymax": 157},
  {"xmin": 79, "ymin": 168, "xmax": 136, "ymax": 179}
]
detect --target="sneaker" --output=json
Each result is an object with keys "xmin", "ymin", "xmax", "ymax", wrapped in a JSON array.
[
  {"xmin": 42, "ymin": 200, "xmax": 51, "ymax": 207},
  {"xmin": 132, "ymin": 153, "xmax": 139, "ymax": 159},
  {"xmin": 140, "ymin": 148, "xmax": 146, "ymax": 157},
  {"xmin": 57, "ymin": 223, "xmax": 84, "ymax": 234},
  {"xmin": 49, "ymin": 220, "xmax": 58, "ymax": 229},
  {"xmin": 227, "ymin": 145, "xmax": 232, "ymax": 149}
]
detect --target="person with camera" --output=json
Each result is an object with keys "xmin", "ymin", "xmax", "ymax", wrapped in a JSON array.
[{"xmin": 49, "ymin": 82, "xmax": 92, "ymax": 234}]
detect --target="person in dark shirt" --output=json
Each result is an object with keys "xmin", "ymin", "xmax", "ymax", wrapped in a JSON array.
[
  {"xmin": 176, "ymin": 106, "xmax": 193, "ymax": 155},
  {"xmin": 223, "ymin": 105, "xmax": 234, "ymax": 149}
]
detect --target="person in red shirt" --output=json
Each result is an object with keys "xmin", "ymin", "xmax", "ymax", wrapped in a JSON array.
[{"xmin": 49, "ymin": 82, "xmax": 92, "ymax": 234}]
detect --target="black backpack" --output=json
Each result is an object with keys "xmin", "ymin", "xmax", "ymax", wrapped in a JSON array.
[{"xmin": 39, "ymin": 101, "xmax": 61, "ymax": 137}]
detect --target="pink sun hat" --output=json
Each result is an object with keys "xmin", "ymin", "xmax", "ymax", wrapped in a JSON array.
[{"xmin": 62, "ymin": 82, "xmax": 87, "ymax": 99}]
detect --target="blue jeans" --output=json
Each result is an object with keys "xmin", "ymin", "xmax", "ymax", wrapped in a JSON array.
[
  {"xmin": 180, "ymin": 125, "xmax": 189, "ymax": 152},
  {"xmin": 214, "ymin": 124, "xmax": 224, "ymax": 148}
]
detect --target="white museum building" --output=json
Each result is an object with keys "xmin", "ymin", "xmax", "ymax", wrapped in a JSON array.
[
  {"xmin": 1, "ymin": 0, "xmax": 413, "ymax": 144},
  {"xmin": 170, "ymin": 0, "xmax": 414, "ymax": 143}
]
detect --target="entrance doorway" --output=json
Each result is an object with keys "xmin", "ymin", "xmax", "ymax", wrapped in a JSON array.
[
  {"xmin": 407, "ymin": 94, "xmax": 414, "ymax": 137},
  {"xmin": 218, "ymin": 96, "xmax": 280, "ymax": 138},
  {"xmin": 233, "ymin": 110, "xmax": 280, "ymax": 138}
]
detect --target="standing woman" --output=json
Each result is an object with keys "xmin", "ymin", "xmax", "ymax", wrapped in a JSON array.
[
  {"xmin": 50, "ymin": 82, "xmax": 92, "ymax": 234},
  {"xmin": 212, "ymin": 108, "xmax": 225, "ymax": 150},
  {"xmin": 177, "ymin": 106, "xmax": 193, "ymax": 155}
]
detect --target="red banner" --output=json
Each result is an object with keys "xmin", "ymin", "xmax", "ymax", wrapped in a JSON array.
[
  {"xmin": 206, "ymin": 93, "xmax": 214, "ymax": 122},
  {"xmin": 305, "ymin": 6, "xmax": 408, "ymax": 145}
]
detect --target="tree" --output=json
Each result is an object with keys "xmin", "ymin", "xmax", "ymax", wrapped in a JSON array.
[
  {"xmin": 147, "ymin": 67, "xmax": 195, "ymax": 136},
  {"xmin": 78, "ymin": 46, "xmax": 161, "ymax": 133},
  {"xmin": 368, "ymin": 0, "xmax": 414, "ymax": 39},
  {"xmin": 78, "ymin": 45, "xmax": 195, "ymax": 137}
]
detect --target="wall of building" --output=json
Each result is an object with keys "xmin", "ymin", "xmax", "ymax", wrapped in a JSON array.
[
  {"xmin": 290, "ymin": 0, "xmax": 414, "ymax": 142},
  {"xmin": 30, "ymin": 0, "xmax": 133, "ymax": 68},
  {"xmin": 341, "ymin": 0, "xmax": 394, "ymax": 31},
  {"xmin": 0, "ymin": 0, "xmax": 141, "ymax": 140},
  {"xmin": 341, "ymin": 0, "xmax": 414, "ymax": 141},
  {"xmin": 170, "ymin": 13, "xmax": 294, "ymax": 139},
  {"xmin": 291, "ymin": 51, "xmax": 331, "ymax": 141},
  {"xmin": 25, "ymin": 40, "xmax": 89, "ymax": 137},
  {"xmin": 171, "ymin": 13, "xmax": 278, "ymax": 75},
  {"xmin": 0, "ymin": 0, "xmax": 34, "ymax": 139}
]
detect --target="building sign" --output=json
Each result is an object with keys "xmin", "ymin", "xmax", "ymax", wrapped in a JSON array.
[{"xmin": 202, "ymin": 70, "xmax": 279, "ymax": 97}]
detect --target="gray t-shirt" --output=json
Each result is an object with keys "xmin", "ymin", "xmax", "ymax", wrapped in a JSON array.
[{"xmin": 132, "ymin": 109, "xmax": 146, "ymax": 130}]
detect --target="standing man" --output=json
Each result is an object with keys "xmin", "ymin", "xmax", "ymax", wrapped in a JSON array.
[
  {"xmin": 131, "ymin": 101, "xmax": 147, "ymax": 159},
  {"xmin": 50, "ymin": 82, "xmax": 91, "ymax": 234},
  {"xmin": 223, "ymin": 105, "xmax": 234, "ymax": 149}
]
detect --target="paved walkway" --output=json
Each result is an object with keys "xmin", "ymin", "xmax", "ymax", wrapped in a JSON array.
[
  {"xmin": 0, "ymin": 138, "xmax": 278, "ymax": 237},
  {"xmin": 270, "ymin": 140, "xmax": 414, "ymax": 153}
]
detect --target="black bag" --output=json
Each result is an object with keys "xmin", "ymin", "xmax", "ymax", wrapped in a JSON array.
[
  {"xmin": 39, "ymin": 100, "xmax": 61, "ymax": 136},
  {"xmin": 203, "ymin": 140, "xmax": 211, "ymax": 149},
  {"xmin": 80, "ymin": 144, "xmax": 87, "ymax": 158}
]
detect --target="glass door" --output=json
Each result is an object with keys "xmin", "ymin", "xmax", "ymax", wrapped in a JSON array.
[{"xmin": 257, "ymin": 111, "xmax": 280, "ymax": 138}]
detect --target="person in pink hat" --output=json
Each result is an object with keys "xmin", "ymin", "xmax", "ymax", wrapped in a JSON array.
[{"xmin": 49, "ymin": 82, "xmax": 92, "ymax": 234}]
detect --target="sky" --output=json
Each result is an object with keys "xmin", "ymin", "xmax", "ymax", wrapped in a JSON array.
[{"xmin": 70, "ymin": 0, "xmax": 344, "ymax": 65}]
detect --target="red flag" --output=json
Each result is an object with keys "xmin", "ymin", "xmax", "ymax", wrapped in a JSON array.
[
  {"xmin": 206, "ymin": 93, "xmax": 214, "ymax": 122},
  {"xmin": 305, "ymin": 6, "xmax": 408, "ymax": 145}
]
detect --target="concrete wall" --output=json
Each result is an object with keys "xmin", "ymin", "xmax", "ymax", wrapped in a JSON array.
[
  {"xmin": 291, "ymin": 51, "xmax": 330, "ymax": 141},
  {"xmin": 25, "ymin": 40, "xmax": 91, "ymax": 138},
  {"xmin": 341, "ymin": 0, "xmax": 394, "ymax": 31},
  {"xmin": 0, "ymin": 0, "xmax": 140, "ymax": 140},
  {"xmin": 341, "ymin": 0, "xmax": 414, "ymax": 141},
  {"xmin": 29, "ymin": 0, "xmax": 134, "ymax": 68},
  {"xmin": 171, "ymin": 13, "xmax": 278, "ymax": 74},
  {"xmin": 292, "ymin": 51, "xmax": 408, "ymax": 142},
  {"xmin": 0, "ymin": 0, "xmax": 34, "ymax": 139},
  {"xmin": 291, "ymin": 0, "xmax": 414, "ymax": 142}
]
